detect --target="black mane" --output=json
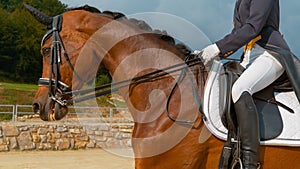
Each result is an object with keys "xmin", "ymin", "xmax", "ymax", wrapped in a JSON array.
[
  {"xmin": 70, "ymin": 5, "xmax": 191, "ymax": 56},
  {"xmin": 71, "ymin": 5, "xmax": 101, "ymax": 14}
]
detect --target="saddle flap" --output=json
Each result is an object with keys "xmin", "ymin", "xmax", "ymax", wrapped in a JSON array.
[
  {"xmin": 253, "ymin": 86, "xmax": 283, "ymax": 140},
  {"xmin": 203, "ymin": 60, "xmax": 284, "ymax": 141},
  {"xmin": 203, "ymin": 60, "xmax": 300, "ymax": 147}
]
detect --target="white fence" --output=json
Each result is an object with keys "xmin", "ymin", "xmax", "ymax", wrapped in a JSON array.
[{"xmin": 0, "ymin": 104, "xmax": 131, "ymax": 123}]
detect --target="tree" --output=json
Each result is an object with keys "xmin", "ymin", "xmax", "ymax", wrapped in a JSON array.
[{"xmin": 0, "ymin": 0, "xmax": 68, "ymax": 82}]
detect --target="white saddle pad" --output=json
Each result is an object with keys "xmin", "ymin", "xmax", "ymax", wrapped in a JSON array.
[{"xmin": 203, "ymin": 60, "xmax": 300, "ymax": 147}]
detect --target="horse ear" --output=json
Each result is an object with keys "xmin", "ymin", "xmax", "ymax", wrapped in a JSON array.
[{"xmin": 23, "ymin": 3, "xmax": 53, "ymax": 26}]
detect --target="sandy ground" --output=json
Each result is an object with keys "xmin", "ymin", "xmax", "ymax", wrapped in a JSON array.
[{"xmin": 0, "ymin": 149, "xmax": 134, "ymax": 169}]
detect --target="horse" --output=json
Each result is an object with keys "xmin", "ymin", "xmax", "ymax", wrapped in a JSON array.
[{"xmin": 24, "ymin": 4, "xmax": 300, "ymax": 169}]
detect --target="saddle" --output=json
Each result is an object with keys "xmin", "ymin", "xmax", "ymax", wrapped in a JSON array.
[
  {"xmin": 218, "ymin": 60, "xmax": 295, "ymax": 169},
  {"xmin": 221, "ymin": 61, "xmax": 292, "ymax": 141}
]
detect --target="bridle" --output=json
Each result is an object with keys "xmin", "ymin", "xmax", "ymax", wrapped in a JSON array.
[
  {"xmin": 38, "ymin": 14, "xmax": 207, "ymax": 123},
  {"xmin": 38, "ymin": 15, "xmax": 75, "ymax": 106}
]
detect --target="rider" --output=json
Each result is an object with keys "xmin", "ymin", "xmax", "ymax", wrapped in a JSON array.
[{"xmin": 197, "ymin": 0, "xmax": 300, "ymax": 168}]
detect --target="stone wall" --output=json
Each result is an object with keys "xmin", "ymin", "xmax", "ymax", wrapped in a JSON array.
[{"xmin": 0, "ymin": 122, "xmax": 134, "ymax": 152}]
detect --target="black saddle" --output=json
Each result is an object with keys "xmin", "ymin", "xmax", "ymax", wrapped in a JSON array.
[
  {"xmin": 221, "ymin": 61, "xmax": 293, "ymax": 141},
  {"xmin": 218, "ymin": 44, "xmax": 299, "ymax": 169}
]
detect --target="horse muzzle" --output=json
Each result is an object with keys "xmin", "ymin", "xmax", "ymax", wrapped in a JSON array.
[
  {"xmin": 33, "ymin": 98, "xmax": 69, "ymax": 121},
  {"xmin": 47, "ymin": 98, "xmax": 69, "ymax": 121}
]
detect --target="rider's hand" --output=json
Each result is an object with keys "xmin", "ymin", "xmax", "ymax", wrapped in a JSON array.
[{"xmin": 194, "ymin": 44, "xmax": 220, "ymax": 65}]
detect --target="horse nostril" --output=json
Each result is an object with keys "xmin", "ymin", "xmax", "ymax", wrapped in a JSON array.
[{"xmin": 32, "ymin": 102, "xmax": 41, "ymax": 114}]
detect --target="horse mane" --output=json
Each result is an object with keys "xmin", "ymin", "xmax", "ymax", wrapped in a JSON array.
[{"xmin": 70, "ymin": 5, "xmax": 192, "ymax": 56}]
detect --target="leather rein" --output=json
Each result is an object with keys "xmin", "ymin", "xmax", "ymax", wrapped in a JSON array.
[{"xmin": 38, "ymin": 14, "xmax": 207, "ymax": 124}]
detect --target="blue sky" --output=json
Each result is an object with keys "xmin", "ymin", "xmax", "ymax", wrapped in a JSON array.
[{"xmin": 59, "ymin": 0, "xmax": 300, "ymax": 57}]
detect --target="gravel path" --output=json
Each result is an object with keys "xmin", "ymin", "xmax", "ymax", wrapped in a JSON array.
[{"xmin": 0, "ymin": 149, "xmax": 134, "ymax": 169}]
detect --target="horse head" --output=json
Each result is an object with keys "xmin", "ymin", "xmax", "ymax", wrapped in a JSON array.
[{"xmin": 24, "ymin": 4, "xmax": 107, "ymax": 121}]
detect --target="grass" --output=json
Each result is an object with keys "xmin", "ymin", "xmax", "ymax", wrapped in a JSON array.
[
  {"xmin": 0, "ymin": 82, "xmax": 38, "ymax": 105},
  {"xmin": 0, "ymin": 82, "xmax": 38, "ymax": 121},
  {"xmin": 0, "ymin": 82, "xmax": 37, "ymax": 91}
]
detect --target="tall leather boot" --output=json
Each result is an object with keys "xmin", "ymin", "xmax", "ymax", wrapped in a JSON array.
[{"xmin": 234, "ymin": 91, "xmax": 260, "ymax": 169}]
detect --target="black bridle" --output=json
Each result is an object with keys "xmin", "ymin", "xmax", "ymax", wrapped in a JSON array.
[
  {"xmin": 38, "ymin": 15, "xmax": 83, "ymax": 106},
  {"xmin": 38, "ymin": 14, "xmax": 207, "ymax": 123}
]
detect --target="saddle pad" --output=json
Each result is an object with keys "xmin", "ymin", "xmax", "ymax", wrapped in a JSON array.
[{"xmin": 203, "ymin": 60, "xmax": 300, "ymax": 147}]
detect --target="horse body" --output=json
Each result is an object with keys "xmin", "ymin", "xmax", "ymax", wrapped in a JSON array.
[{"xmin": 26, "ymin": 5, "xmax": 300, "ymax": 169}]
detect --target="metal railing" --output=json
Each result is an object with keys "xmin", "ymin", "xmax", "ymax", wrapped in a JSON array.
[
  {"xmin": 15, "ymin": 105, "xmax": 33, "ymax": 121},
  {"xmin": 0, "ymin": 104, "xmax": 132, "ymax": 123},
  {"xmin": 0, "ymin": 104, "xmax": 15, "ymax": 121}
]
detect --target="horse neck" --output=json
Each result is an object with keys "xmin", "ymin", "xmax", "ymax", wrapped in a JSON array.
[
  {"xmin": 77, "ymin": 15, "xmax": 204, "ymax": 126},
  {"xmin": 92, "ymin": 19, "xmax": 184, "ymax": 79},
  {"xmin": 71, "ymin": 13, "xmax": 186, "ymax": 79},
  {"xmin": 102, "ymin": 31, "xmax": 208, "ymax": 151}
]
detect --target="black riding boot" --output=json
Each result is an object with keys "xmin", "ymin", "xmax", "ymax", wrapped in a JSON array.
[{"xmin": 234, "ymin": 92, "xmax": 260, "ymax": 169}]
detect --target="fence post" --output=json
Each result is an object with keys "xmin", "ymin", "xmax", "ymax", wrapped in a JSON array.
[
  {"xmin": 12, "ymin": 105, "xmax": 15, "ymax": 122},
  {"xmin": 110, "ymin": 108, "xmax": 113, "ymax": 123}
]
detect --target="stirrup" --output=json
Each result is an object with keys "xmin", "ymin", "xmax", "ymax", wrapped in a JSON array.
[
  {"xmin": 231, "ymin": 157, "xmax": 243, "ymax": 169},
  {"xmin": 231, "ymin": 160, "xmax": 261, "ymax": 169},
  {"xmin": 257, "ymin": 163, "xmax": 261, "ymax": 169}
]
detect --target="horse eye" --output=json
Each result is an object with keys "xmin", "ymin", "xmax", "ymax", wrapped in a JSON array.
[{"xmin": 42, "ymin": 47, "xmax": 51, "ymax": 56}]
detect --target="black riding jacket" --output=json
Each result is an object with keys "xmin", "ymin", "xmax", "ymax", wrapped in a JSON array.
[{"xmin": 216, "ymin": 0, "xmax": 300, "ymax": 102}]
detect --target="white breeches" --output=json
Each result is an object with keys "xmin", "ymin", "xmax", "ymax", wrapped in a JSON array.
[{"xmin": 232, "ymin": 44, "xmax": 285, "ymax": 103}]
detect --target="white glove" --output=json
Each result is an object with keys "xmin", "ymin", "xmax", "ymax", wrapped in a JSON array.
[{"xmin": 194, "ymin": 44, "xmax": 220, "ymax": 65}]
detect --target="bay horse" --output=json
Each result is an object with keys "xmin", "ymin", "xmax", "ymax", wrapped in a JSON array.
[{"xmin": 25, "ymin": 4, "xmax": 300, "ymax": 169}]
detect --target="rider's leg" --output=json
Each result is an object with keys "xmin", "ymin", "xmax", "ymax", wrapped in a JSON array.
[
  {"xmin": 231, "ymin": 47, "xmax": 284, "ymax": 169},
  {"xmin": 232, "ymin": 47, "xmax": 284, "ymax": 103}
]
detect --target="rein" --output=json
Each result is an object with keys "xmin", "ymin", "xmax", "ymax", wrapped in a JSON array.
[
  {"xmin": 38, "ymin": 14, "xmax": 207, "ymax": 124},
  {"xmin": 65, "ymin": 57, "xmax": 203, "ymax": 101},
  {"xmin": 70, "ymin": 55, "xmax": 206, "ymax": 123}
]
